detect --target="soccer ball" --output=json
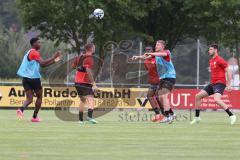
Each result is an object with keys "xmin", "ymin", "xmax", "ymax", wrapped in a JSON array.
[{"xmin": 93, "ymin": 8, "xmax": 104, "ymax": 19}]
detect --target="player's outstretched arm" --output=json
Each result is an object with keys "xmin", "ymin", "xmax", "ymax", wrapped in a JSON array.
[
  {"xmin": 131, "ymin": 55, "xmax": 150, "ymax": 60},
  {"xmin": 146, "ymin": 51, "xmax": 168, "ymax": 57},
  {"xmin": 38, "ymin": 51, "xmax": 61, "ymax": 67}
]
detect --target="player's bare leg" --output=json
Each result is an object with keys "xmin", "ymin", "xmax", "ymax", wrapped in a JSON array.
[
  {"xmin": 159, "ymin": 93, "xmax": 174, "ymax": 123},
  {"xmin": 147, "ymin": 90, "xmax": 164, "ymax": 122},
  {"xmin": 157, "ymin": 89, "xmax": 175, "ymax": 123},
  {"xmin": 78, "ymin": 96, "xmax": 86, "ymax": 124},
  {"xmin": 85, "ymin": 95, "xmax": 98, "ymax": 124},
  {"xmin": 190, "ymin": 90, "xmax": 208, "ymax": 124},
  {"xmin": 213, "ymin": 93, "xmax": 228, "ymax": 110},
  {"xmin": 155, "ymin": 97, "xmax": 165, "ymax": 117},
  {"xmin": 31, "ymin": 89, "xmax": 42, "ymax": 122},
  {"xmin": 213, "ymin": 93, "xmax": 236, "ymax": 125},
  {"xmin": 17, "ymin": 90, "xmax": 34, "ymax": 120}
]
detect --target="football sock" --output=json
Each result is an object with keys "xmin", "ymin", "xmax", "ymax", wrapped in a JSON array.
[
  {"xmin": 225, "ymin": 108, "xmax": 233, "ymax": 117},
  {"xmin": 153, "ymin": 107, "xmax": 160, "ymax": 115},
  {"xmin": 195, "ymin": 109, "xmax": 200, "ymax": 117},
  {"xmin": 156, "ymin": 98, "xmax": 165, "ymax": 115},
  {"xmin": 20, "ymin": 107, "xmax": 25, "ymax": 112},
  {"xmin": 169, "ymin": 108, "xmax": 174, "ymax": 115},
  {"xmin": 165, "ymin": 110, "xmax": 170, "ymax": 117},
  {"xmin": 79, "ymin": 111, "xmax": 84, "ymax": 121},
  {"xmin": 33, "ymin": 106, "xmax": 40, "ymax": 118},
  {"xmin": 88, "ymin": 109, "xmax": 93, "ymax": 119}
]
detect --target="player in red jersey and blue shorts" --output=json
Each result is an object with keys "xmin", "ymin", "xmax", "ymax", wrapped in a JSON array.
[{"xmin": 191, "ymin": 44, "xmax": 236, "ymax": 125}]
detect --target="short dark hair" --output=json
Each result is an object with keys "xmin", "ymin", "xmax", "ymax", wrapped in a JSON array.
[
  {"xmin": 84, "ymin": 43, "xmax": 94, "ymax": 51},
  {"xmin": 145, "ymin": 46, "xmax": 153, "ymax": 52},
  {"xmin": 210, "ymin": 44, "xmax": 219, "ymax": 51},
  {"xmin": 30, "ymin": 37, "xmax": 39, "ymax": 46}
]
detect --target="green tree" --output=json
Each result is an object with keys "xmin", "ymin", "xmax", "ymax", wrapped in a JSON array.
[
  {"xmin": 131, "ymin": 0, "xmax": 213, "ymax": 49},
  {"xmin": 0, "ymin": 25, "xmax": 28, "ymax": 78},
  {"xmin": 197, "ymin": 0, "xmax": 240, "ymax": 73},
  {"xmin": 0, "ymin": 0, "xmax": 21, "ymax": 28},
  {"xmin": 0, "ymin": 24, "xmax": 67, "ymax": 79},
  {"xmin": 17, "ymin": 0, "xmax": 153, "ymax": 58},
  {"xmin": 16, "ymin": 0, "xmax": 240, "ymax": 85}
]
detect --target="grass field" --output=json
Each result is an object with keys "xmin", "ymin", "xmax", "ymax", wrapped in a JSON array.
[{"xmin": 0, "ymin": 110, "xmax": 239, "ymax": 160}]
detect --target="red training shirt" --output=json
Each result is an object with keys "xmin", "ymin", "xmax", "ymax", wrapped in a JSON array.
[
  {"xmin": 28, "ymin": 49, "xmax": 41, "ymax": 61},
  {"xmin": 144, "ymin": 56, "xmax": 160, "ymax": 85},
  {"xmin": 163, "ymin": 50, "xmax": 171, "ymax": 62},
  {"xmin": 209, "ymin": 55, "xmax": 228, "ymax": 85},
  {"xmin": 73, "ymin": 55, "xmax": 94, "ymax": 84}
]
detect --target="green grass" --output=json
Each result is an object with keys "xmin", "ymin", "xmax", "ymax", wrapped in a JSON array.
[{"xmin": 0, "ymin": 110, "xmax": 239, "ymax": 160}]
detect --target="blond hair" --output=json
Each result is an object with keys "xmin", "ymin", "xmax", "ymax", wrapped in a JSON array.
[{"xmin": 156, "ymin": 40, "xmax": 166, "ymax": 47}]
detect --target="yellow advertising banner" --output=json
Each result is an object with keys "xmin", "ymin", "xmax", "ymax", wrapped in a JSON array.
[
  {"xmin": 0, "ymin": 86, "xmax": 150, "ymax": 108},
  {"xmin": 2, "ymin": 86, "xmax": 239, "ymax": 109}
]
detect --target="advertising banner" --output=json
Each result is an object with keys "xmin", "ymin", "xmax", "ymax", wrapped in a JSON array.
[{"xmin": 0, "ymin": 86, "xmax": 240, "ymax": 109}]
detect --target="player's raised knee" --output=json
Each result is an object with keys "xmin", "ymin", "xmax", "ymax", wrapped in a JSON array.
[{"xmin": 195, "ymin": 93, "xmax": 203, "ymax": 100}]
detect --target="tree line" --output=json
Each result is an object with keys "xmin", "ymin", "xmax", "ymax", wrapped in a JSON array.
[{"xmin": 0, "ymin": 0, "xmax": 239, "ymax": 84}]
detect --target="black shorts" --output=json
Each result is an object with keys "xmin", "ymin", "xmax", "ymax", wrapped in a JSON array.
[
  {"xmin": 22, "ymin": 77, "xmax": 42, "ymax": 91},
  {"xmin": 148, "ymin": 84, "xmax": 158, "ymax": 92},
  {"xmin": 158, "ymin": 78, "xmax": 175, "ymax": 91},
  {"xmin": 75, "ymin": 83, "xmax": 94, "ymax": 96},
  {"xmin": 203, "ymin": 83, "xmax": 226, "ymax": 95}
]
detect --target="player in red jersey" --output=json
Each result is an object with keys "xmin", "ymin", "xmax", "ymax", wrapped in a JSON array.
[
  {"xmin": 72, "ymin": 43, "xmax": 98, "ymax": 124},
  {"xmin": 131, "ymin": 46, "xmax": 165, "ymax": 122},
  {"xmin": 191, "ymin": 44, "xmax": 236, "ymax": 125}
]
